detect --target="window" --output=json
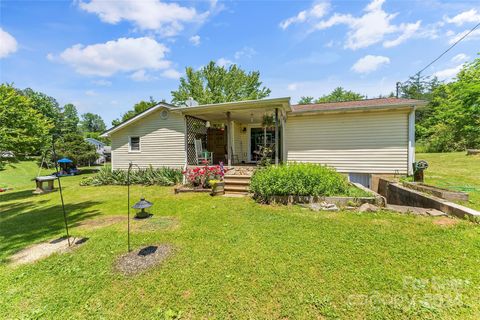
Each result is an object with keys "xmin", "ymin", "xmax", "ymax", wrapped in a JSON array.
[{"xmin": 129, "ymin": 136, "xmax": 140, "ymax": 152}]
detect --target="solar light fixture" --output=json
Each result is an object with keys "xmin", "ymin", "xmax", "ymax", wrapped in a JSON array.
[{"xmin": 132, "ymin": 197, "xmax": 153, "ymax": 219}]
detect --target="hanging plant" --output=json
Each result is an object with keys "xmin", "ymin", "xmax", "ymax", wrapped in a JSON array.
[{"xmin": 261, "ymin": 114, "xmax": 274, "ymax": 129}]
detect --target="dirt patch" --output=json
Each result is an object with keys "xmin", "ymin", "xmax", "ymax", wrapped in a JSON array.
[
  {"xmin": 132, "ymin": 216, "xmax": 179, "ymax": 232},
  {"xmin": 75, "ymin": 215, "xmax": 124, "ymax": 230},
  {"xmin": 9, "ymin": 237, "xmax": 88, "ymax": 266},
  {"xmin": 432, "ymin": 217, "xmax": 460, "ymax": 227},
  {"xmin": 114, "ymin": 244, "xmax": 173, "ymax": 276}
]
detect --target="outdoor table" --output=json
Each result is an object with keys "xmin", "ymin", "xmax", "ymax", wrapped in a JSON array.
[{"xmin": 33, "ymin": 175, "xmax": 57, "ymax": 194}]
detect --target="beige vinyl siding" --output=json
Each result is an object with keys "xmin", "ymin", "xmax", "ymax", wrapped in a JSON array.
[
  {"xmin": 233, "ymin": 122, "xmax": 247, "ymax": 162},
  {"xmin": 286, "ymin": 110, "xmax": 409, "ymax": 174},
  {"xmin": 111, "ymin": 109, "xmax": 185, "ymax": 170}
]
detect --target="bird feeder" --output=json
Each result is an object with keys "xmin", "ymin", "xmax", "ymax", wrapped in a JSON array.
[{"xmin": 132, "ymin": 198, "xmax": 153, "ymax": 219}]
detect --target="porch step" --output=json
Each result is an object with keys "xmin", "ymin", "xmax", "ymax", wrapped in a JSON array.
[{"xmin": 224, "ymin": 174, "xmax": 251, "ymax": 194}]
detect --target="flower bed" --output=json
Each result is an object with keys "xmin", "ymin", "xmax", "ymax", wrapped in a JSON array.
[{"xmin": 177, "ymin": 161, "xmax": 227, "ymax": 195}]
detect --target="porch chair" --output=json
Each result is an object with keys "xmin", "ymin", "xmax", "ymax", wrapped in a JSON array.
[{"xmin": 194, "ymin": 139, "xmax": 213, "ymax": 165}]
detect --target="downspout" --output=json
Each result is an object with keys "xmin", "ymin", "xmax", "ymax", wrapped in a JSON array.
[
  {"xmin": 407, "ymin": 107, "xmax": 416, "ymax": 176},
  {"xmin": 183, "ymin": 116, "xmax": 188, "ymax": 184}
]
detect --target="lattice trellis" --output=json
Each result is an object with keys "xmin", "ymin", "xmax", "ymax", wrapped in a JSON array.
[{"xmin": 186, "ymin": 115, "xmax": 207, "ymax": 165}]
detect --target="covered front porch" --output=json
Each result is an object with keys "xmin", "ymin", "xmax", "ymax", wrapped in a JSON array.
[{"xmin": 182, "ymin": 98, "xmax": 291, "ymax": 167}]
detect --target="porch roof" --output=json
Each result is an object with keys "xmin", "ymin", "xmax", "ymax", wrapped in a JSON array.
[{"xmin": 179, "ymin": 97, "xmax": 291, "ymax": 123}]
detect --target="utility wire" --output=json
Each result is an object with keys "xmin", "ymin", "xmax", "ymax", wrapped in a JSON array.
[{"xmin": 396, "ymin": 21, "xmax": 480, "ymax": 97}]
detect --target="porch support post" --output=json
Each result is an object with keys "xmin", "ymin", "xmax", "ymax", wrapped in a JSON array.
[
  {"xmin": 227, "ymin": 111, "xmax": 232, "ymax": 166},
  {"xmin": 281, "ymin": 110, "xmax": 287, "ymax": 163},
  {"xmin": 275, "ymin": 108, "xmax": 279, "ymax": 165}
]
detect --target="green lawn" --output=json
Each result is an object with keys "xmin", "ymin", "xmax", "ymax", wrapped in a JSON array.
[
  {"xmin": 417, "ymin": 152, "xmax": 480, "ymax": 211},
  {"xmin": 1, "ymin": 159, "xmax": 480, "ymax": 319}
]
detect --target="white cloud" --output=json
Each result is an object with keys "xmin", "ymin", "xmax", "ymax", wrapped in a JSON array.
[
  {"xmin": 234, "ymin": 46, "xmax": 256, "ymax": 60},
  {"xmin": 59, "ymin": 37, "xmax": 171, "ymax": 77},
  {"xmin": 78, "ymin": 0, "xmax": 211, "ymax": 37},
  {"xmin": 433, "ymin": 64, "xmax": 463, "ymax": 80},
  {"xmin": 351, "ymin": 55, "xmax": 390, "ymax": 73},
  {"xmin": 130, "ymin": 69, "xmax": 155, "ymax": 82},
  {"xmin": 217, "ymin": 57, "xmax": 233, "ymax": 67},
  {"xmin": 280, "ymin": 1, "xmax": 330, "ymax": 29},
  {"xmin": 383, "ymin": 21, "xmax": 421, "ymax": 48},
  {"xmin": 0, "ymin": 28, "xmax": 18, "ymax": 58},
  {"xmin": 189, "ymin": 35, "xmax": 201, "ymax": 46},
  {"xmin": 85, "ymin": 90, "xmax": 98, "ymax": 96},
  {"xmin": 312, "ymin": 0, "xmax": 422, "ymax": 49},
  {"xmin": 287, "ymin": 83, "xmax": 298, "ymax": 91},
  {"xmin": 445, "ymin": 9, "xmax": 480, "ymax": 26},
  {"xmin": 448, "ymin": 29, "xmax": 480, "ymax": 44},
  {"xmin": 451, "ymin": 53, "xmax": 469, "ymax": 63},
  {"xmin": 161, "ymin": 69, "xmax": 182, "ymax": 79},
  {"xmin": 91, "ymin": 79, "xmax": 112, "ymax": 86}
]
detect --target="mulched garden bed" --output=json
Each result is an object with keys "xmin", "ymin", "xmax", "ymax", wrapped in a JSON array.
[{"xmin": 114, "ymin": 244, "xmax": 174, "ymax": 276}]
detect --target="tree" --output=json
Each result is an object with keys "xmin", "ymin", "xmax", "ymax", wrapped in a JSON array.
[
  {"xmin": 0, "ymin": 84, "xmax": 52, "ymax": 161},
  {"xmin": 112, "ymin": 97, "xmax": 158, "ymax": 126},
  {"xmin": 171, "ymin": 61, "xmax": 271, "ymax": 105},
  {"xmin": 408, "ymin": 55, "xmax": 480, "ymax": 152},
  {"xmin": 298, "ymin": 96, "xmax": 314, "ymax": 104},
  {"xmin": 60, "ymin": 103, "xmax": 79, "ymax": 135},
  {"xmin": 54, "ymin": 133, "xmax": 98, "ymax": 166},
  {"xmin": 80, "ymin": 113, "xmax": 106, "ymax": 133},
  {"xmin": 315, "ymin": 87, "xmax": 364, "ymax": 103},
  {"xmin": 20, "ymin": 88, "xmax": 61, "ymax": 134}
]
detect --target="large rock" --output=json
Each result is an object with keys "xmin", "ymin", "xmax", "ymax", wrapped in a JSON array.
[{"xmin": 358, "ymin": 203, "xmax": 380, "ymax": 213}]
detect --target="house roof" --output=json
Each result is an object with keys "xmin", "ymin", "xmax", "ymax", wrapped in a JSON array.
[
  {"xmin": 101, "ymin": 97, "xmax": 290, "ymax": 137},
  {"xmin": 291, "ymin": 98, "xmax": 427, "ymax": 114},
  {"xmin": 85, "ymin": 137, "xmax": 105, "ymax": 146}
]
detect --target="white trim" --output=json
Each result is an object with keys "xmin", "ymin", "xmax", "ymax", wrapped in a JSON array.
[
  {"xmin": 128, "ymin": 136, "xmax": 141, "ymax": 153},
  {"xmin": 281, "ymin": 110, "xmax": 287, "ymax": 163},
  {"xmin": 407, "ymin": 107, "xmax": 416, "ymax": 175},
  {"xmin": 101, "ymin": 103, "xmax": 174, "ymax": 137}
]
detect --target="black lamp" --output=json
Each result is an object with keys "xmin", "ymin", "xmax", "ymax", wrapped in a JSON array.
[{"xmin": 132, "ymin": 197, "xmax": 153, "ymax": 219}]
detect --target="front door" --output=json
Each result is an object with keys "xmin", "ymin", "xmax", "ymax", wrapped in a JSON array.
[
  {"xmin": 207, "ymin": 128, "xmax": 227, "ymax": 164},
  {"xmin": 249, "ymin": 127, "xmax": 278, "ymax": 163}
]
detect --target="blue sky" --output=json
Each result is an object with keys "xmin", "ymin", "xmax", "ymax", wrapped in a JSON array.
[{"xmin": 1, "ymin": 0, "xmax": 479, "ymax": 125}]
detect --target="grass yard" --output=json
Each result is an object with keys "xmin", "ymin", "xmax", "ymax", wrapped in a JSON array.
[
  {"xmin": 1, "ymin": 159, "xmax": 480, "ymax": 319},
  {"xmin": 417, "ymin": 152, "xmax": 480, "ymax": 211}
]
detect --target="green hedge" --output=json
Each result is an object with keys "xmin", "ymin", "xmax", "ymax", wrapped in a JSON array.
[
  {"xmin": 250, "ymin": 163, "xmax": 363, "ymax": 202},
  {"xmin": 80, "ymin": 165, "xmax": 182, "ymax": 186}
]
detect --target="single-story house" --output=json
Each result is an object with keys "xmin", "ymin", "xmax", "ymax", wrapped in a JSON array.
[
  {"xmin": 85, "ymin": 138, "xmax": 111, "ymax": 164},
  {"xmin": 101, "ymin": 97, "xmax": 426, "ymax": 186}
]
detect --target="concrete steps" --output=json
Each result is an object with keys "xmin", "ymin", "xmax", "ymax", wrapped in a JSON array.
[{"xmin": 224, "ymin": 175, "xmax": 251, "ymax": 195}]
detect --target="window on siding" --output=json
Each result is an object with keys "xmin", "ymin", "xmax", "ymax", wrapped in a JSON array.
[{"xmin": 129, "ymin": 136, "xmax": 140, "ymax": 152}]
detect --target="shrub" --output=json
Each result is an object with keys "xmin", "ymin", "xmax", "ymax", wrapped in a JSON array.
[
  {"xmin": 182, "ymin": 161, "xmax": 226, "ymax": 188},
  {"xmin": 80, "ymin": 165, "xmax": 183, "ymax": 186},
  {"xmin": 250, "ymin": 163, "xmax": 356, "ymax": 202}
]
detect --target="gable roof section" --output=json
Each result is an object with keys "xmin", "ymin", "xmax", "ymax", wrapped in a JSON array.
[
  {"xmin": 101, "ymin": 102, "xmax": 177, "ymax": 137},
  {"xmin": 291, "ymin": 98, "xmax": 427, "ymax": 114}
]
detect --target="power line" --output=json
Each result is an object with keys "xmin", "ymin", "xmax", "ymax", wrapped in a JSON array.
[
  {"xmin": 416, "ymin": 21, "xmax": 480, "ymax": 76},
  {"xmin": 397, "ymin": 21, "xmax": 480, "ymax": 97}
]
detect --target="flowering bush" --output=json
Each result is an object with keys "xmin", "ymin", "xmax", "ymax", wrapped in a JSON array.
[{"xmin": 182, "ymin": 160, "xmax": 226, "ymax": 188}]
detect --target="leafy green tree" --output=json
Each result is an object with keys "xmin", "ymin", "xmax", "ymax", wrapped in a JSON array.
[
  {"xmin": 80, "ymin": 113, "xmax": 106, "ymax": 133},
  {"xmin": 298, "ymin": 96, "xmax": 314, "ymax": 104},
  {"xmin": 20, "ymin": 88, "xmax": 61, "ymax": 134},
  {"xmin": 112, "ymin": 97, "xmax": 158, "ymax": 126},
  {"xmin": 0, "ymin": 84, "xmax": 52, "ymax": 161},
  {"xmin": 171, "ymin": 61, "xmax": 271, "ymax": 105},
  {"xmin": 54, "ymin": 133, "xmax": 98, "ymax": 166},
  {"xmin": 60, "ymin": 103, "xmax": 79, "ymax": 135},
  {"xmin": 423, "ymin": 57, "xmax": 479, "ymax": 151},
  {"xmin": 314, "ymin": 87, "xmax": 364, "ymax": 103}
]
